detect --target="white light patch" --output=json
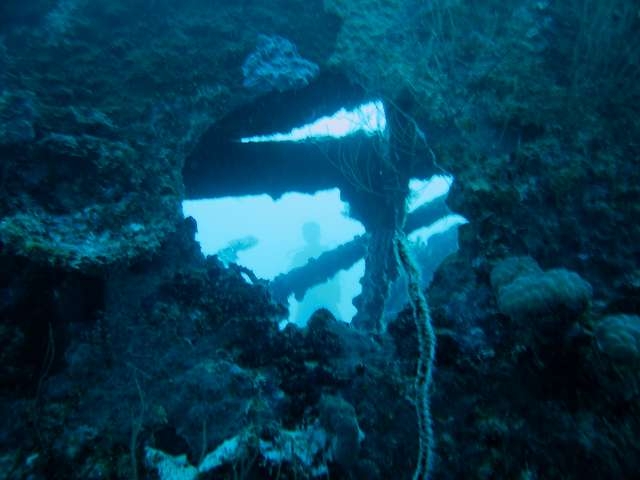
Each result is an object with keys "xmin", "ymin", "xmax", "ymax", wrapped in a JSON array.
[
  {"xmin": 408, "ymin": 175, "xmax": 453, "ymax": 212},
  {"xmin": 408, "ymin": 215, "xmax": 468, "ymax": 244},
  {"xmin": 183, "ymin": 189, "xmax": 366, "ymax": 325},
  {"xmin": 182, "ymin": 189, "xmax": 364, "ymax": 280},
  {"xmin": 240, "ymin": 100, "xmax": 386, "ymax": 143}
]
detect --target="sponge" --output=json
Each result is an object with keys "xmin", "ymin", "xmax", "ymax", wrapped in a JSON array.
[{"xmin": 594, "ymin": 314, "xmax": 640, "ymax": 362}]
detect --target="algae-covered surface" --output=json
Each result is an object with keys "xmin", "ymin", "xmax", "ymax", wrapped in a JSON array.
[{"xmin": 0, "ymin": 1, "xmax": 639, "ymax": 478}]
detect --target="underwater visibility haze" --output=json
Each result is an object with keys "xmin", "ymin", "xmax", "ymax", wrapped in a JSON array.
[{"xmin": 0, "ymin": 0, "xmax": 639, "ymax": 479}]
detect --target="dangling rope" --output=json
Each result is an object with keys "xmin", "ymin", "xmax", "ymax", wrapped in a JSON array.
[{"xmin": 396, "ymin": 234, "xmax": 436, "ymax": 480}]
